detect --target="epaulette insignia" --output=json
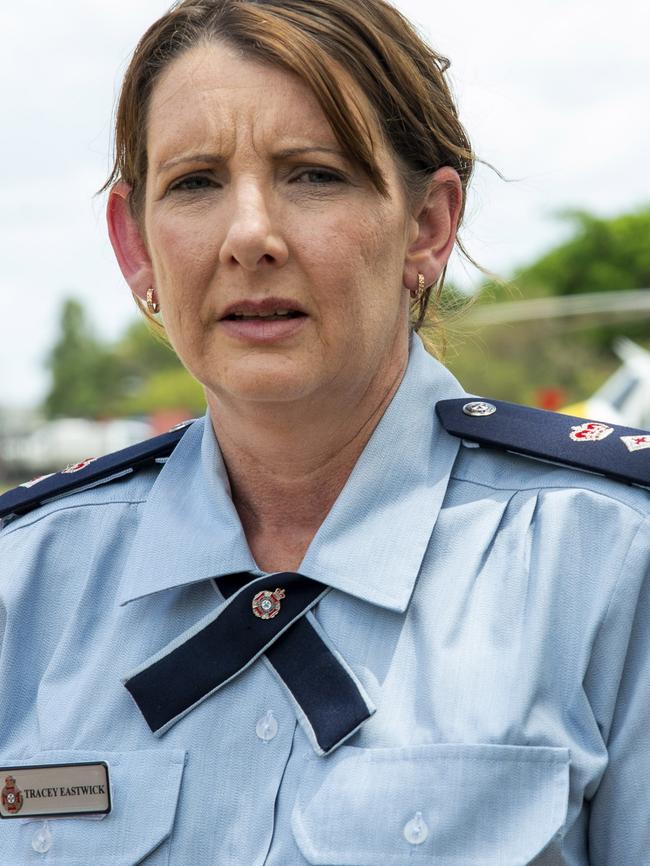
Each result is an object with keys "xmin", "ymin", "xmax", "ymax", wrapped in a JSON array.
[
  {"xmin": 436, "ymin": 399, "xmax": 650, "ymax": 489},
  {"xmin": 0, "ymin": 420, "xmax": 195, "ymax": 521}
]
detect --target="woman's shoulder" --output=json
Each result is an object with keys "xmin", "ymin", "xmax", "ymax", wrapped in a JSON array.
[
  {"xmin": 0, "ymin": 419, "xmax": 196, "ymax": 535},
  {"xmin": 437, "ymin": 396, "xmax": 650, "ymax": 515},
  {"xmin": 0, "ymin": 419, "xmax": 200, "ymax": 622}
]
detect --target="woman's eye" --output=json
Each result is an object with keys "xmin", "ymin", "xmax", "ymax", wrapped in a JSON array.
[
  {"xmin": 169, "ymin": 174, "xmax": 216, "ymax": 193},
  {"xmin": 292, "ymin": 168, "xmax": 344, "ymax": 185}
]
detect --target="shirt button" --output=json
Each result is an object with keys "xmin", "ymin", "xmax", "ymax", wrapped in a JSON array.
[
  {"xmin": 32, "ymin": 822, "xmax": 53, "ymax": 854},
  {"xmin": 256, "ymin": 709, "xmax": 279, "ymax": 742},
  {"xmin": 403, "ymin": 811, "xmax": 429, "ymax": 845}
]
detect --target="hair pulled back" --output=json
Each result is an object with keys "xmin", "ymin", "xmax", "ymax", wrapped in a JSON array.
[{"xmin": 102, "ymin": 0, "xmax": 476, "ymax": 333}]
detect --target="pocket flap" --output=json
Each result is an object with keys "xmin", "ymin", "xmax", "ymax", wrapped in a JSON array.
[
  {"xmin": 292, "ymin": 743, "xmax": 570, "ymax": 865},
  {"xmin": 0, "ymin": 749, "xmax": 186, "ymax": 865}
]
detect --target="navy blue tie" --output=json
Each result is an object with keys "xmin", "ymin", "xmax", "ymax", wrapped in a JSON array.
[{"xmin": 124, "ymin": 571, "xmax": 375, "ymax": 755}]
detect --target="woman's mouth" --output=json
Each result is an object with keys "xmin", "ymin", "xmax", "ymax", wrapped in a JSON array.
[
  {"xmin": 224, "ymin": 309, "xmax": 304, "ymax": 321},
  {"xmin": 219, "ymin": 299, "xmax": 308, "ymax": 343}
]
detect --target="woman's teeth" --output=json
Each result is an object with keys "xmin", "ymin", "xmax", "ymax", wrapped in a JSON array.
[{"xmin": 231, "ymin": 309, "xmax": 297, "ymax": 319}]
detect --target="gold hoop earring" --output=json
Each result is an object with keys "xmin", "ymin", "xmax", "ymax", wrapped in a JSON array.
[
  {"xmin": 410, "ymin": 273, "xmax": 426, "ymax": 301},
  {"xmin": 146, "ymin": 287, "xmax": 160, "ymax": 315}
]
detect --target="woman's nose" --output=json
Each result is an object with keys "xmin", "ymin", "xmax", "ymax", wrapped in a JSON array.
[{"xmin": 218, "ymin": 182, "xmax": 289, "ymax": 271}]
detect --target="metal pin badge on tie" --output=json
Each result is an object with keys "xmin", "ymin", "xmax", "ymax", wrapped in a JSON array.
[
  {"xmin": 252, "ymin": 588, "xmax": 286, "ymax": 620},
  {"xmin": 462, "ymin": 401, "xmax": 496, "ymax": 417}
]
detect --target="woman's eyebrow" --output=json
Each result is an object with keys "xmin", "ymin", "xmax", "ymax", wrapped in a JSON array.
[
  {"xmin": 272, "ymin": 146, "xmax": 347, "ymax": 160},
  {"xmin": 157, "ymin": 145, "xmax": 347, "ymax": 174},
  {"xmin": 156, "ymin": 152, "xmax": 227, "ymax": 174}
]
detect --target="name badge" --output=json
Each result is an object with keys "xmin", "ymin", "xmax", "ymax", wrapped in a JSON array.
[{"xmin": 1, "ymin": 762, "xmax": 111, "ymax": 819}]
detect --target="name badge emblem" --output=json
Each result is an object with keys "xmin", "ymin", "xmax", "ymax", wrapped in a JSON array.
[{"xmin": 0, "ymin": 762, "xmax": 111, "ymax": 819}]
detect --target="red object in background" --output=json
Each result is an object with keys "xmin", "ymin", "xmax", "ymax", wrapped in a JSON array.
[
  {"xmin": 535, "ymin": 388, "xmax": 567, "ymax": 412},
  {"xmin": 149, "ymin": 409, "xmax": 196, "ymax": 437}
]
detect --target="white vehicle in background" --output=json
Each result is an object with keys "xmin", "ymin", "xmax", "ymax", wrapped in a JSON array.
[
  {"xmin": 1, "ymin": 418, "xmax": 152, "ymax": 476},
  {"xmin": 561, "ymin": 338, "xmax": 650, "ymax": 429},
  {"xmin": 467, "ymin": 289, "xmax": 650, "ymax": 429}
]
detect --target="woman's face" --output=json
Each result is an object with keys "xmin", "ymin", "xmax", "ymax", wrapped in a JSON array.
[{"xmin": 138, "ymin": 42, "xmax": 419, "ymax": 409}]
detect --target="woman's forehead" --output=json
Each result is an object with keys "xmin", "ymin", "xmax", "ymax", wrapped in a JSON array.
[{"xmin": 146, "ymin": 42, "xmax": 381, "ymax": 167}]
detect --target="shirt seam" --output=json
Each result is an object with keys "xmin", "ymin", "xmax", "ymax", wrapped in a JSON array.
[
  {"xmin": 587, "ymin": 512, "xmax": 650, "ymax": 744},
  {"xmin": 448, "ymin": 472, "xmax": 649, "ymax": 517},
  {"xmin": 0, "ymin": 498, "xmax": 146, "ymax": 537}
]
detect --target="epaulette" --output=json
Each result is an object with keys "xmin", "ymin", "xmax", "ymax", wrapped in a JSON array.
[
  {"xmin": 436, "ymin": 399, "xmax": 650, "ymax": 489},
  {"xmin": 0, "ymin": 420, "xmax": 195, "ymax": 521}
]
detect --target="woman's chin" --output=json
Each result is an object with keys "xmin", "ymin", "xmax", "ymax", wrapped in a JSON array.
[{"xmin": 205, "ymin": 359, "xmax": 325, "ymax": 407}]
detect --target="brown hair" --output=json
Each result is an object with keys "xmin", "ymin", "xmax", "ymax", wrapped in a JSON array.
[{"xmin": 102, "ymin": 0, "xmax": 477, "ymax": 337}]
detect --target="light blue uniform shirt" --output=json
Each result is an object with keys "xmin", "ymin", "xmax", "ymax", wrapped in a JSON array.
[{"xmin": 1, "ymin": 335, "xmax": 649, "ymax": 865}]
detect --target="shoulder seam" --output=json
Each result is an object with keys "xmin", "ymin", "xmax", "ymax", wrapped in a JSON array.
[
  {"xmin": 0, "ymin": 498, "xmax": 145, "ymax": 537},
  {"xmin": 449, "ymin": 467, "xmax": 649, "ymax": 517}
]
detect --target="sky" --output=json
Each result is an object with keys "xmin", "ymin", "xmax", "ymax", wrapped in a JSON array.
[{"xmin": 2, "ymin": 0, "xmax": 649, "ymax": 408}]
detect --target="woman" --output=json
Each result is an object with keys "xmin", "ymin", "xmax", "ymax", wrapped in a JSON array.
[{"xmin": 1, "ymin": 1, "xmax": 648, "ymax": 863}]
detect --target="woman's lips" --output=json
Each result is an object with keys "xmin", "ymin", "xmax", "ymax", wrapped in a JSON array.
[
  {"xmin": 218, "ymin": 312, "xmax": 308, "ymax": 343},
  {"xmin": 218, "ymin": 298, "xmax": 309, "ymax": 344}
]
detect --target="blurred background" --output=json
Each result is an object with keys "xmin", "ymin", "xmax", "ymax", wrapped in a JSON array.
[{"xmin": 1, "ymin": 0, "xmax": 649, "ymax": 490}]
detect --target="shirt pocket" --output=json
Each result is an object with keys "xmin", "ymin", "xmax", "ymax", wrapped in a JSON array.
[
  {"xmin": 0, "ymin": 748, "xmax": 185, "ymax": 866},
  {"xmin": 291, "ymin": 742, "xmax": 570, "ymax": 866}
]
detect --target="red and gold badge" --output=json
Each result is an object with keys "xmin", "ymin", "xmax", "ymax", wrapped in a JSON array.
[
  {"xmin": 62, "ymin": 458, "xmax": 99, "ymax": 474},
  {"xmin": 1, "ymin": 775, "xmax": 23, "ymax": 815},
  {"xmin": 252, "ymin": 588, "xmax": 286, "ymax": 620},
  {"xmin": 569, "ymin": 422, "xmax": 614, "ymax": 443}
]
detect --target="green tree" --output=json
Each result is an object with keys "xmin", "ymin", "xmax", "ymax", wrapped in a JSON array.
[
  {"xmin": 514, "ymin": 208, "xmax": 650, "ymax": 299},
  {"xmin": 109, "ymin": 320, "xmax": 206, "ymax": 415},
  {"xmin": 482, "ymin": 207, "xmax": 650, "ymax": 303},
  {"xmin": 115, "ymin": 319, "xmax": 181, "ymax": 377},
  {"xmin": 114, "ymin": 368, "xmax": 206, "ymax": 416},
  {"xmin": 43, "ymin": 301, "xmax": 205, "ymax": 418},
  {"xmin": 44, "ymin": 298, "xmax": 126, "ymax": 418},
  {"xmin": 447, "ymin": 206, "xmax": 650, "ymax": 404}
]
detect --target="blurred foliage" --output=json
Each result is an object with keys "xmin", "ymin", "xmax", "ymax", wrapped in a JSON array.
[
  {"xmin": 488, "ymin": 207, "xmax": 650, "ymax": 301},
  {"xmin": 44, "ymin": 299, "xmax": 126, "ymax": 418},
  {"xmin": 446, "ymin": 206, "xmax": 650, "ymax": 404},
  {"xmin": 44, "ymin": 308, "xmax": 205, "ymax": 419},
  {"xmin": 115, "ymin": 366, "xmax": 206, "ymax": 416},
  {"xmin": 444, "ymin": 319, "xmax": 616, "ymax": 407}
]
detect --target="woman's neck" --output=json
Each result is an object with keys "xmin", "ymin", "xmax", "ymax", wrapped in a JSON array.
[{"xmin": 206, "ymin": 351, "xmax": 408, "ymax": 572}]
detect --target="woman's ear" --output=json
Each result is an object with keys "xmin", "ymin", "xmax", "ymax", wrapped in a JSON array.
[
  {"xmin": 403, "ymin": 166, "xmax": 463, "ymax": 294},
  {"xmin": 107, "ymin": 181, "xmax": 153, "ymax": 302}
]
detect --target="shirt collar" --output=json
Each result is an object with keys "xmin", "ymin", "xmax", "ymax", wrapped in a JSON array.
[{"xmin": 118, "ymin": 335, "xmax": 464, "ymax": 611}]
